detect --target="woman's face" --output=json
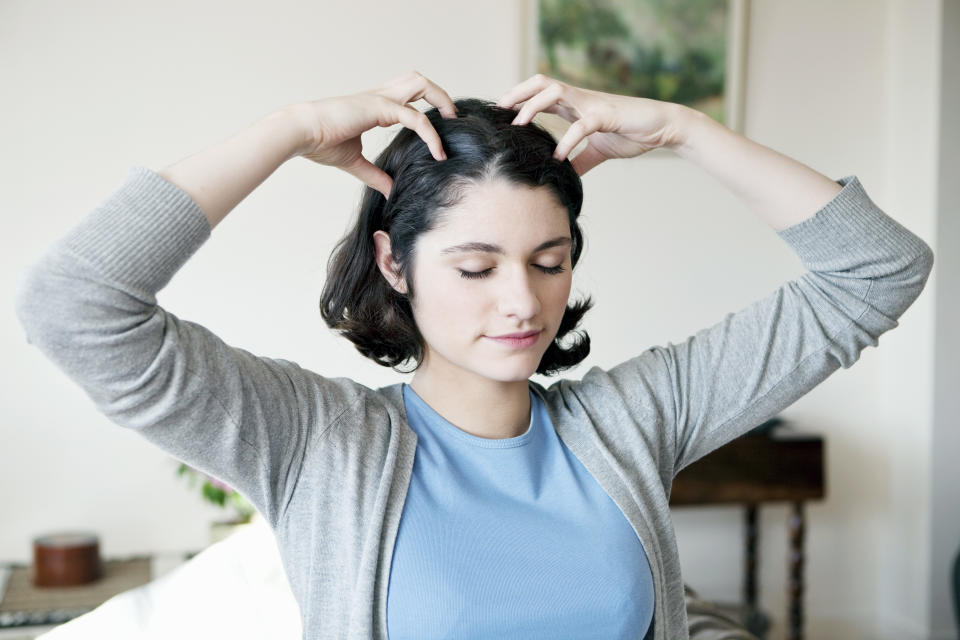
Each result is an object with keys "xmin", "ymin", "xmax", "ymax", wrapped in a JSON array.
[{"xmin": 396, "ymin": 179, "xmax": 574, "ymax": 384}]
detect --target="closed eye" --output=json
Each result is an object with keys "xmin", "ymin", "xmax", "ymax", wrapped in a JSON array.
[{"xmin": 458, "ymin": 265, "xmax": 566, "ymax": 280}]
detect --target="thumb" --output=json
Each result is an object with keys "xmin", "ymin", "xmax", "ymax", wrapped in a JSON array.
[
  {"xmin": 344, "ymin": 156, "xmax": 394, "ymax": 200},
  {"xmin": 568, "ymin": 143, "xmax": 607, "ymax": 177}
]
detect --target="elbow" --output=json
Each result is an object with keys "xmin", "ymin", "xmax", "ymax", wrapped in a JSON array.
[
  {"xmin": 14, "ymin": 256, "xmax": 166, "ymax": 403},
  {"xmin": 887, "ymin": 243, "xmax": 936, "ymax": 321},
  {"xmin": 13, "ymin": 251, "xmax": 84, "ymax": 347},
  {"xmin": 910, "ymin": 243, "xmax": 935, "ymax": 297},
  {"xmin": 13, "ymin": 262, "xmax": 83, "ymax": 354},
  {"xmin": 13, "ymin": 263, "xmax": 47, "ymax": 345},
  {"xmin": 917, "ymin": 242, "xmax": 935, "ymax": 278},
  {"xmin": 14, "ymin": 244, "xmax": 79, "ymax": 339}
]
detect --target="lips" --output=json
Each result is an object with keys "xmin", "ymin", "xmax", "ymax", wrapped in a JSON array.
[{"xmin": 489, "ymin": 330, "xmax": 541, "ymax": 339}]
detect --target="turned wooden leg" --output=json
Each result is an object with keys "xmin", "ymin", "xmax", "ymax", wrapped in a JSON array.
[
  {"xmin": 788, "ymin": 501, "xmax": 805, "ymax": 640},
  {"xmin": 744, "ymin": 504, "xmax": 758, "ymax": 610}
]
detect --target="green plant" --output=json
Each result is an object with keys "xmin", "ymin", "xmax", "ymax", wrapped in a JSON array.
[{"xmin": 176, "ymin": 463, "xmax": 256, "ymax": 523}]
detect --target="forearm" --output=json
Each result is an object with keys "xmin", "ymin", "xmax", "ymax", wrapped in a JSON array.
[
  {"xmin": 155, "ymin": 106, "xmax": 310, "ymax": 230},
  {"xmin": 670, "ymin": 106, "xmax": 843, "ymax": 231}
]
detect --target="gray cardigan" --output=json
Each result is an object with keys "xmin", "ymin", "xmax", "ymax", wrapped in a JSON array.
[{"xmin": 13, "ymin": 167, "xmax": 934, "ymax": 639}]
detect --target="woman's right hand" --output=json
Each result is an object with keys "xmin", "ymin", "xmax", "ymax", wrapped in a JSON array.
[{"xmin": 290, "ymin": 71, "xmax": 458, "ymax": 199}]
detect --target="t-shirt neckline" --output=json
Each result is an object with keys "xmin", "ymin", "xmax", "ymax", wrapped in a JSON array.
[{"xmin": 400, "ymin": 382, "xmax": 538, "ymax": 449}]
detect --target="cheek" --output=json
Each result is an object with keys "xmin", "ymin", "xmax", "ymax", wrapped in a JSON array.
[
  {"xmin": 548, "ymin": 275, "xmax": 573, "ymax": 308},
  {"xmin": 412, "ymin": 277, "xmax": 486, "ymax": 333}
]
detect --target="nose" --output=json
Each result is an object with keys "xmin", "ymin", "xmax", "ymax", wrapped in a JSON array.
[{"xmin": 496, "ymin": 267, "xmax": 542, "ymax": 321}]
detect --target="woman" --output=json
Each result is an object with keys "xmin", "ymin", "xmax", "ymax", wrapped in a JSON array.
[{"xmin": 14, "ymin": 70, "xmax": 934, "ymax": 639}]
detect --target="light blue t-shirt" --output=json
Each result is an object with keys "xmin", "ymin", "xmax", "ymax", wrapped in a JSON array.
[{"xmin": 386, "ymin": 382, "xmax": 655, "ymax": 639}]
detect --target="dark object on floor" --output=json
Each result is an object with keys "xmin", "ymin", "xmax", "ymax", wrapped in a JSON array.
[{"xmin": 685, "ymin": 584, "xmax": 762, "ymax": 640}]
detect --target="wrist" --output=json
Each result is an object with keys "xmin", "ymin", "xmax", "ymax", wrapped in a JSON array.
[
  {"xmin": 668, "ymin": 104, "xmax": 718, "ymax": 158},
  {"xmin": 263, "ymin": 104, "xmax": 315, "ymax": 161}
]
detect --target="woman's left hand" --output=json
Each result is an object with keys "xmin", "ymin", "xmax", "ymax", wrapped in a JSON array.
[{"xmin": 496, "ymin": 74, "xmax": 690, "ymax": 176}]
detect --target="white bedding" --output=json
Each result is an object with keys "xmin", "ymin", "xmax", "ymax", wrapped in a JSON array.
[{"xmin": 37, "ymin": 515, "xmax": 301, "ymax": 639}]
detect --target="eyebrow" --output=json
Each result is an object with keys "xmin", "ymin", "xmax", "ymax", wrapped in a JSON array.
[{"xmin": 440, "ymin": 236, "xmax": 572, "ymax": 255}]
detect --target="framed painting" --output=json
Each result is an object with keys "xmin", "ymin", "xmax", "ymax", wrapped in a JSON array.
[{"xmin": 518, "ymin": 0, "xmax": 750, "ymax": 155}]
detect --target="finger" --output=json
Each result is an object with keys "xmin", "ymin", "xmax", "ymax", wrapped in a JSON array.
[
  {"xmin": 343, "ymin": 156, "xmax": 394, "ymax": 199},
  {"xmin": 384, "ymin": 100, "xmax": 448, "ymax": 161},
  {"xmin": 495, "ymin": 73, "xmax": 554, "ymax": 109},
  {"xmin": 409, "ymin": 75, "xmax": 459, "ymax": 120},
  {"xmin": 500, "ymin": 99, "xmax": 578, "ymax": 126},
  {"xmin": 510, "ymin": 82, "xmax": 566, "ymax": 126},
  {"xmin": 553, "ymin": 115, "xmax": 600, "ymax": 161},
  {"xmin": 568, "ymin": 144, "xmax": 607, "ymax": 177},
  {"xmin": 544, "ymin": 101, "xmax": 579, "ymax": 124},
  {"xmin": 383, "ymin": 70, "xmax": 459, "ymax": 120}
]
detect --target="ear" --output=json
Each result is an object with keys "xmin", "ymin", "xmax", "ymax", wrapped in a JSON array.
[{"xmin": 372, "ymin": 230, "xmax": 408, "ymax": 294}]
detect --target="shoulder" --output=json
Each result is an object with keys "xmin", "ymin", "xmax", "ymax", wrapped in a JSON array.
[{"xmin": 531, "ymin": 348, "xmax": 672, "ymax": 421}]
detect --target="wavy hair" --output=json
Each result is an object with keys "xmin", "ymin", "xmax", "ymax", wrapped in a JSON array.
[{"xmin": 319, "ymin": 97, "xmax": 594, "ymax": 375}]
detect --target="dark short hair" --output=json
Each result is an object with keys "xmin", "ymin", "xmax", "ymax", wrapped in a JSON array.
[{"xmin": 319, "ymin": 97, "xmax": 594, "ymax": 375}]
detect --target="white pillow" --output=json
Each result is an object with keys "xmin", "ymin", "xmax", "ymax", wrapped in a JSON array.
[{"xmin": 37, "ymin": 516, "xmax": 301, "ymax": 640}]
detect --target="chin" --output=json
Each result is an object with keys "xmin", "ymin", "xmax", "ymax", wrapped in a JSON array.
[{"xmin": 479, "ymin": 362, "xmax": 541, "ymax": 383}]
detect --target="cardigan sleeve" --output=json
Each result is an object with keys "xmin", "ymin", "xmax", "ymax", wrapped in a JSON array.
[
  {"xmin": 13, "ymin": 166, "xmax": 361, "ymax": 529},
  {"xmin": 578, "ymin": 175, "xmax": 934, "ymax": 478}
]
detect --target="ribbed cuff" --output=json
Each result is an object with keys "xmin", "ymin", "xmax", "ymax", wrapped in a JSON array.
[
  {"xmin": 54, "ymin": 166, "xmax": 212, "ymax": 296},
  {"xmin": 775, "ymin": 176, "xmax": 932, "ymax": 274}
]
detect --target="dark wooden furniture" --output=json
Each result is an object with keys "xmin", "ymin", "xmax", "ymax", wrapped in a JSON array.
[{"xmin": 670, "ymin": 419, "xmax": 825, "ymax": 640}]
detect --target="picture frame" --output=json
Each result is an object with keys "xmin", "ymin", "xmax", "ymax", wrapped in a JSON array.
[{"xmin": 517, "ymin": 0, "xmax": 750, "ymax": 157}]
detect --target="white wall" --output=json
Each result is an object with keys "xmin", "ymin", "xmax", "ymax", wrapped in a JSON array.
[
  {"xmin": 876, "ymin": 1, "xmax": 940, "ymax": 632},
  {"xmin": 929, "ymin": 0, "xmax": 960, "ymax": 636},
  {"xmin": 1, "ymin": 1, "xmax": 952, "ymax": 638}
]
